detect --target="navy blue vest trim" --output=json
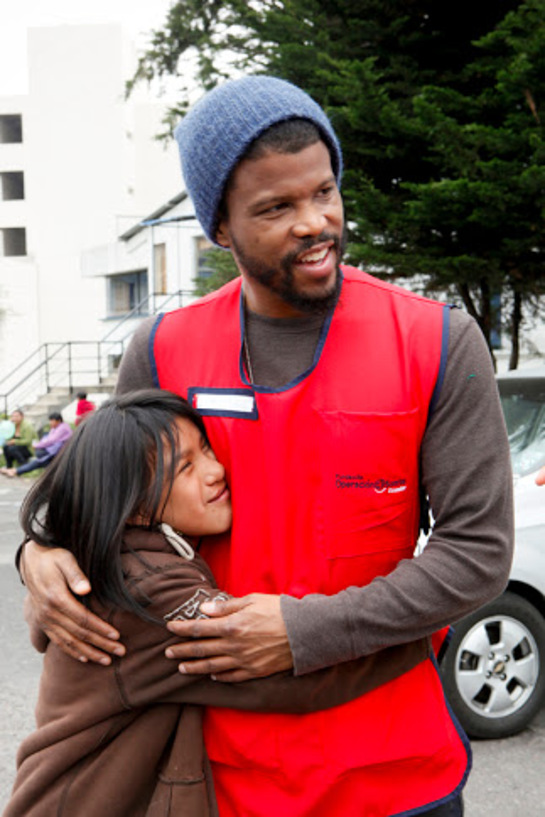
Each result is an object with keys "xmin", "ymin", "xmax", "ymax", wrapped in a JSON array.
[
  {"xmin": 237, "ymin": 272, "xmax": 341, "ymax": 395},
  {"xmin": 187, "ymin": 386, "xmax": 259, "ymax": 420},
  {"xmin": 392, "ymin": 653, "xmax": 471, "ymax": 816},
  {"xmin": 436, "ymin": 625, "xmax": 454, "ymax": 665},
  {"xmin": 149, "ymin": 313, "xmax": 165, "ymax": 389},
  {"xmin": 394, "ymin": 794, "xmax": 464, "ymax": 816},
  {"xmin": 428, "ymin": 305, "xmax": 452, "ymax": 419},
  {"xmin": 238, "ymin": 290, "xmax": 248, "ymax": 386}
]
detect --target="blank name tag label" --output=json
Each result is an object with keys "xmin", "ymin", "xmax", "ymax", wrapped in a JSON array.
[{"xmin": 188, "ymin": 387, "xmax": 258, "ymax": 419}]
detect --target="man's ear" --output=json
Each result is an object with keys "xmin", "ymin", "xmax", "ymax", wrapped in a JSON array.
[{"xmin": 215, "ymin": 220, "xmax": 231, "ymax": 249}]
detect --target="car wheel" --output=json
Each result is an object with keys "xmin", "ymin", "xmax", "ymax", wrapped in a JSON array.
[{"xmin": 441, "ymin": 591, "xmax": 545, "ymax": 739}]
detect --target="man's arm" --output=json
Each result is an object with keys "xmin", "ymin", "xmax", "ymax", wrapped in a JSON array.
[
  {"xmin": 115, "ymin": 316, "xmax": 157, "ymax": 393},
  {"xmin": 165, "ymin": 310, "xmax": 514, "ymax": 678},
  {"xmin": 110, "ymin": 548, "xmax": 430, "ymax": 713},
  {"xmin": 20, "ymin": 543, "xmax": 126, "ymax": 663},
  {"xmin": 280, "ymin": 310, "xmax": 514, "ymax": 673}
]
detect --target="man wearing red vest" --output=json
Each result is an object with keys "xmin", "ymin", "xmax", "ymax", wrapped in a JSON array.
[{"xmin": 21, "ymin": 77, "xmax": 513, "ymax": 815}]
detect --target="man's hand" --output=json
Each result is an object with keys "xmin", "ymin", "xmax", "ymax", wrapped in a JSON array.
[
  {"xmin": 22, "ymin": 541, "xmax": 126, "ymax": 664},
  {"xmin": 165, "ymin": 593, "xmax": 293, "ymax": 682}
]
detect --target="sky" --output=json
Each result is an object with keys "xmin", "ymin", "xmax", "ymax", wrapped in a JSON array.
[{"xmin": 0, "ymin": 0, "xmax": 174, "ymax": 95}]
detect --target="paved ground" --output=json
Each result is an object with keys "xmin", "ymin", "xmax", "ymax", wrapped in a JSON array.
[
  {"xmin": 0, "ymin": 477, "xmax": 43, "ymax": 808},
  {"xmin": 0, "ymin": 475, "xmax": 543, "ymax": 814}
]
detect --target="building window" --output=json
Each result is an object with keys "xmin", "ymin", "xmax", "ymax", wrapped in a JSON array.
[
  {"xmin": 1, "ymin": 228, "xmax": 26, "ymax": 257},
  {"xmin": 153, "ymin": 243, "xmax": 167, "ymax": 294},
  {"xmin": 0, "ymin": 172, "xmax": 25, "ymax": 201},
  {"xmin": 107, "ymin": 270, "xmax": 148, "ymax": 316},
  {"xmin": 196, "ymin": 236, "xmax": 214, "ymax": 280},
  {"xmin": 0, "ymin": 115, "xmax": 23, "ymax": 144}
]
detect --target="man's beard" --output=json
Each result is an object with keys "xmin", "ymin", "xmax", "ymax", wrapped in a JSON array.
[{"xmin": 232, "ymin": 228, "xmax": 346, "ymax": 316}]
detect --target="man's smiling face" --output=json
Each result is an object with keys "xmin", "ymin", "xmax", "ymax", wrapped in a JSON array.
[{"xmin": 216, "ymin": 140, "xmax": 345, "ymax": 318}]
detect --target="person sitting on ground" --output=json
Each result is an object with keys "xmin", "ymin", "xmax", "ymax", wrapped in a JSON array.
[
  {"xmin": 2, "ymin": 409, "xmax": 36, "ymax": 470},
  {"xmin": 1, "ymin": 412, "xmax": 72, "ymax": 477},
  {"xmin": 74, "ymin": 392, "xmax": 96, "ymax": 426}
]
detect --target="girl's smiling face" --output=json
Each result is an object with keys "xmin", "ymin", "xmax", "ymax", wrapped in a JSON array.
[{"xmin": 160, "ymin": 417, "xmax": 232, "ymax": 538}]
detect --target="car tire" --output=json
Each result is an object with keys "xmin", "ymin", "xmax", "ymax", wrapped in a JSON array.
[{"xmin": 441, "ymin": 591, "xmax": 545, "ymax": 739}]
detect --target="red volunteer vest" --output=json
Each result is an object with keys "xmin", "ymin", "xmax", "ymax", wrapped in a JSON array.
[{"xmin": 151, "ymin": 267, "xmax": 470, "ymax": 816}]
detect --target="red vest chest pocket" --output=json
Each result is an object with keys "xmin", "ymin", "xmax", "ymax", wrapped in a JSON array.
[{"xmin": 314, "ymin": 408, "xmax": 421, "ymax": 589}]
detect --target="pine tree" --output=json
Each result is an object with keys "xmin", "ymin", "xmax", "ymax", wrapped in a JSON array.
[{"xmin": 130, "ymin": 0, "xmax": 545, "ymax": 365}]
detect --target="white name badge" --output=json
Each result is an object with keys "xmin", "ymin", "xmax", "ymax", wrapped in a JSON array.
[{"xmin": 187, "ymin": 387, "xmax": 258, "ymax": 420}]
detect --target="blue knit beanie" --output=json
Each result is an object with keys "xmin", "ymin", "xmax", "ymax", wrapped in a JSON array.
[{"xmin": 174, "ymin": 76, "xmax": 343, "ymax": 245}]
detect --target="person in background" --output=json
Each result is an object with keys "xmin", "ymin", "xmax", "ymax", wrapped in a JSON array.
[
  {"xmin": 2, "ymin": 412, "xmax": 71, "ymax": 477},
  {"xmin": 74, "ymin": 392, "xmax": 96, "ymax": 426},
  {"xmin": 2, "ymin": 409, "xmax": 35, "ymax": 470}
]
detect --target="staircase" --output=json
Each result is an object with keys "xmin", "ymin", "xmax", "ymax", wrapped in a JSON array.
[{"xmin": 23, "ymin": 377, "xmax": 118, "ymax": 431}]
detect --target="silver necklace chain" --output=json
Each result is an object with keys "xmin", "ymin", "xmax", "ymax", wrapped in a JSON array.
[
  {"xmin": 243, "ymin": 322, "xmax": 255, "ymax": 385},
  {"xmin": 243, "ymin": 298, "xmax": 255, "ymax": 385}
]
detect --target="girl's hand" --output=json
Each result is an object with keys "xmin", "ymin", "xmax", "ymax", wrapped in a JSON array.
[
  {"xmin": 21, "ymin": 541, "xmax": 126, "ymax": 664},
  {"xmin": 165, "ymin": 593, "xmax": 293, "ymax": 682}
]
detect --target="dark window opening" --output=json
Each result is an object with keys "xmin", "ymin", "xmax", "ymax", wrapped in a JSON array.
[
  {"xmin": 0, "ymin": 115, "xmax": 23, "ymax": 144},
  {"xmin": 1, "ymin": 172, "xmax": 25, "ymax": 200},
  {"xmin": 2, "ymin": 228, "xmax": 26, "ymax": 256},
  {"xmin": 107, "ymin": 270, "xmax": 148, "ymax": 316}
]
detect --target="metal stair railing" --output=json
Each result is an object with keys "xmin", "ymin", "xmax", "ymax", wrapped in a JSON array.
[
  {"xmin": 0, "ymin": 289, "xmax": 195, "ymax": 416},
  {"xmin": 0, "ymin": 340, "xmax": 124, "ymax": 417}
]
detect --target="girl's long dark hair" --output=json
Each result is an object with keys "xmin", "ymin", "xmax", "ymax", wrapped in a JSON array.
[{"xmin": 21, "ymin": 389, "xmax": 209, "ymax": 618}]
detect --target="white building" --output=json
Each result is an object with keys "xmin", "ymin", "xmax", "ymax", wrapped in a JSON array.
[{"xmin": 0, "ymin": 22, "xmax": 201, "ymax": 408}]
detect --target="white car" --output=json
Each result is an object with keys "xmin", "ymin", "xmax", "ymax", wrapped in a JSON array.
[{"xmin": 441, "ymin": 366, "xmax": 545, "ymax": 739}]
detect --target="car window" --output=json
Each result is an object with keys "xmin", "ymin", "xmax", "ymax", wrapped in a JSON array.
[{"xmin": 499, "ymin": 377, "xmax": 545, "ymax": 477}]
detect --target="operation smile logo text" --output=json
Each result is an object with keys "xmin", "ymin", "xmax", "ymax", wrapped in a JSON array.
[{"xmin": 335, "ymin": 474, "xmax": 407, "ymax": 494}]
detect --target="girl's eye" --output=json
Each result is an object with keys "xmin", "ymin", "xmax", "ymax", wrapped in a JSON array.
[
  {"xmin": 201, "ymin": 437, "xmax": 214, "ymax": 454},
  {"xmin": 179, "ymin": 460, "xmax": 192, "ymax": 474}
]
